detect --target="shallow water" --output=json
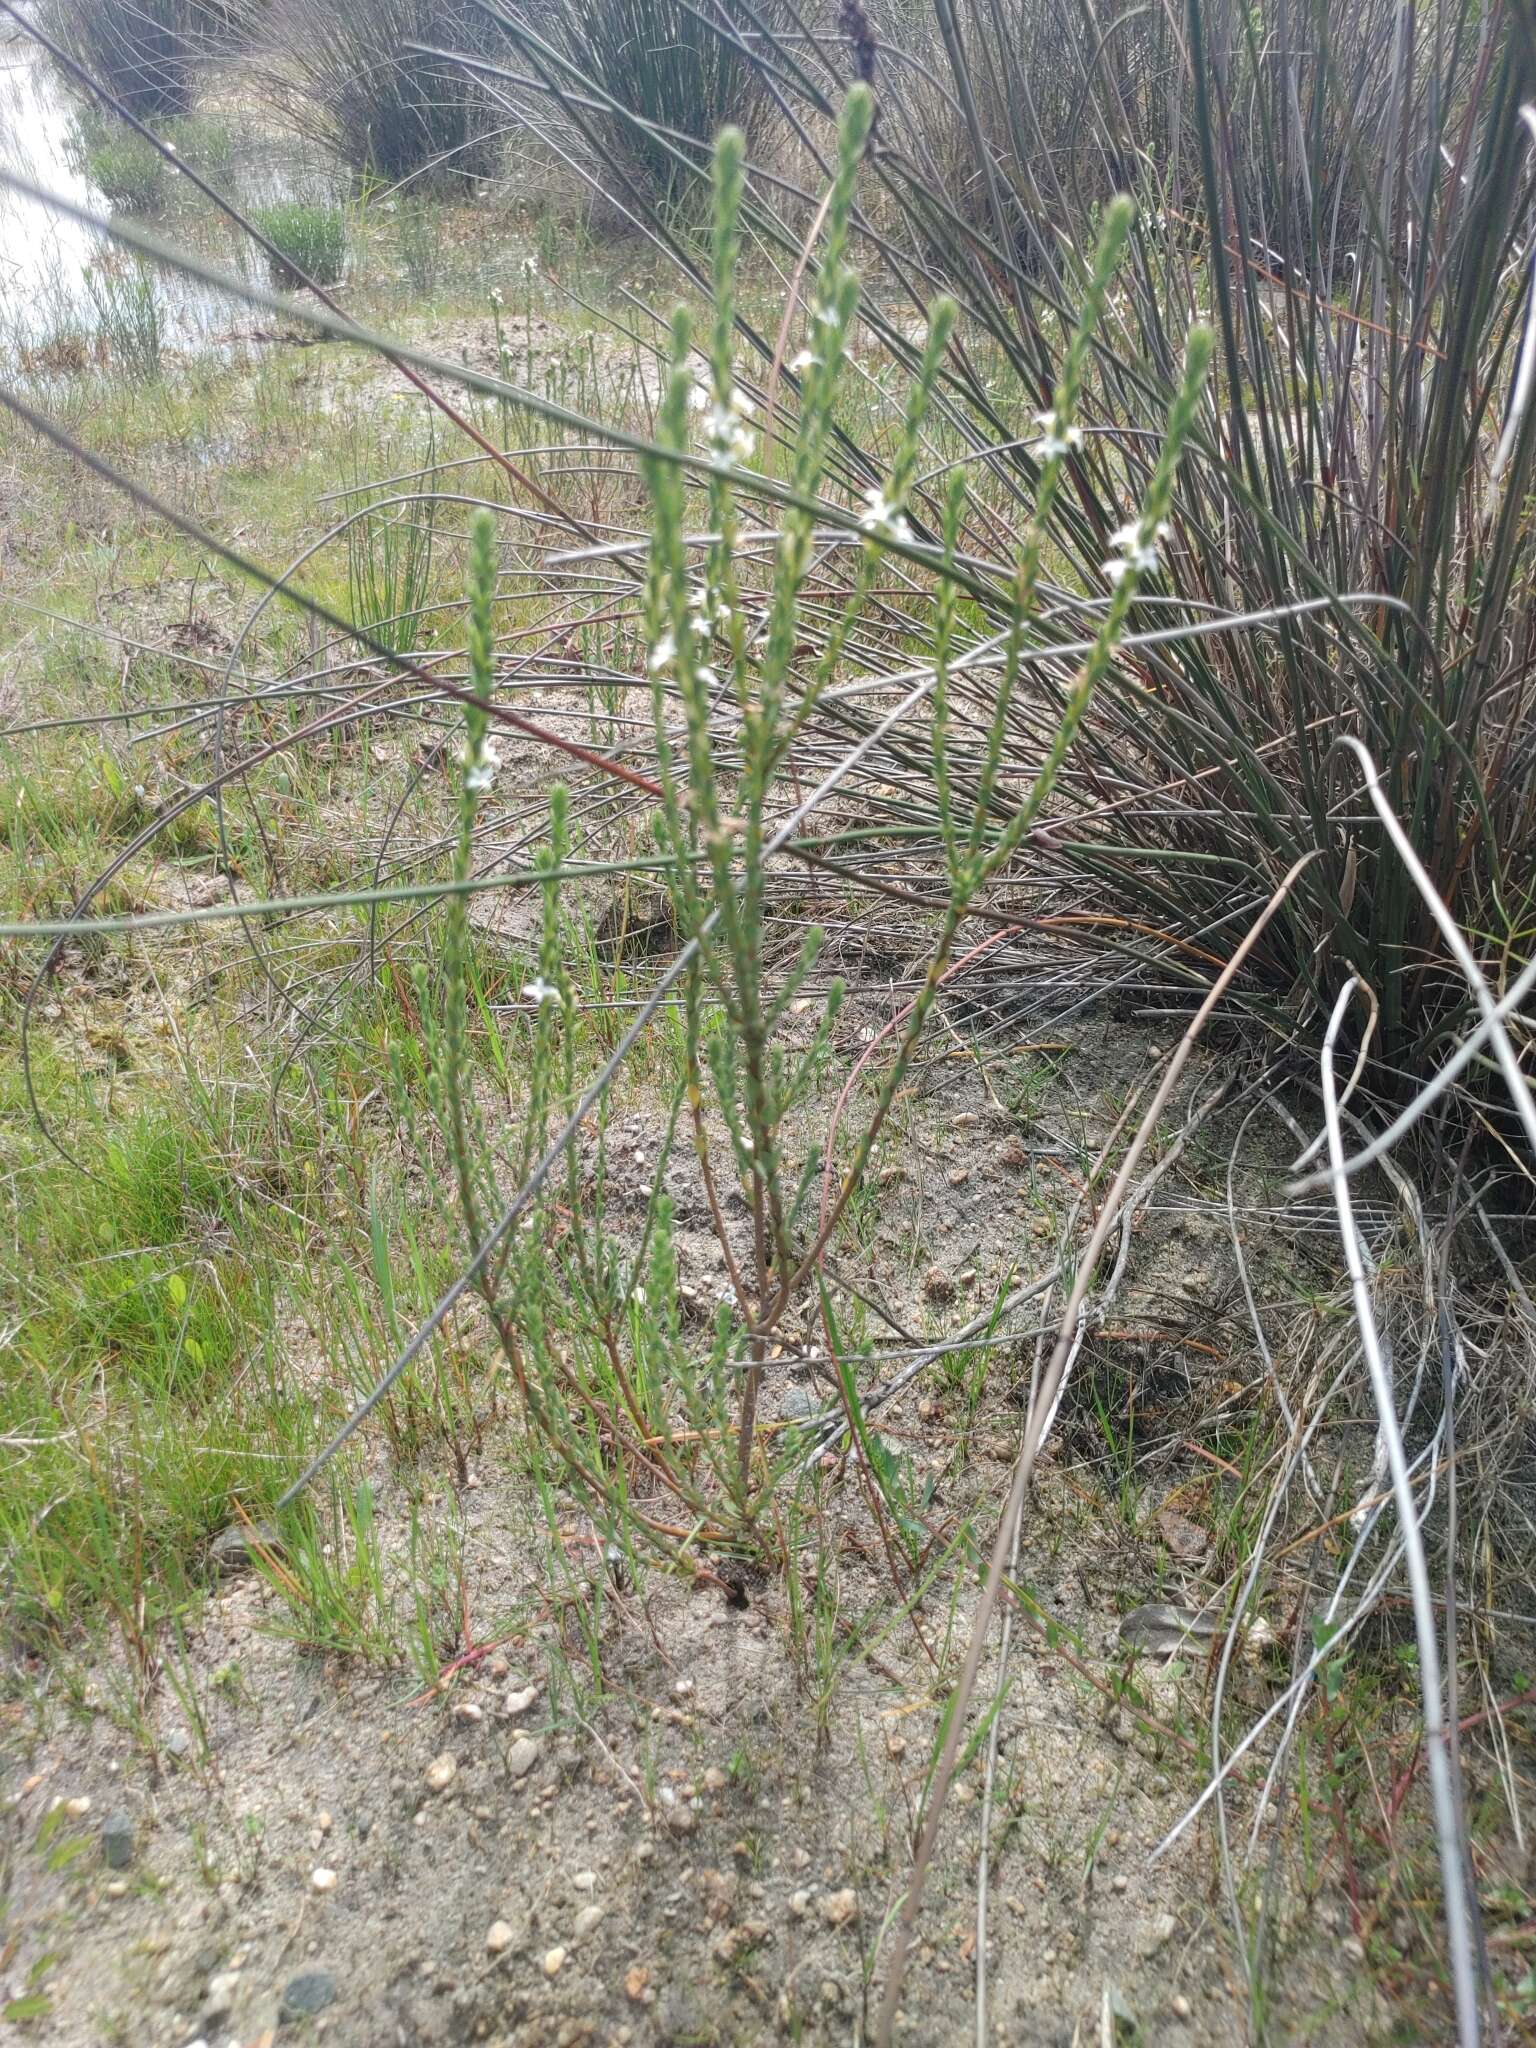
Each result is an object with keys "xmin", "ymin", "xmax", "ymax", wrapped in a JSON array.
[
  {"xmin": 0, "ymin": 34, "xmax": 112, "ymax": 339},
  {"xmin": 0, "ymin": 27, "xmax": 335, "ymax": 362}
]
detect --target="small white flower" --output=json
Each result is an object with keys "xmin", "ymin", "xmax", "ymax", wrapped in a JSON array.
[
  {"xmin": 521, "ymin": 977, "xmax": 560, "ymax": 1007},
  {"xmin": 461, "ymin": 738, "xmax": 501, "ymax": 794},
  {"xmin": 1108, "ymin": 518, "xmax": 1169, "ymax": 551},
  {"xmin": 789, "ymin": 348, "xmax": 821, "ymax": 372},
  {"xmin": 703, "ymin": 398, "xmax": 756, "ymax": 468},
  {"xmin": 1030, "ymin": 410, "xmax": 1084, "ymax": 461},
  {"xmin": 858, "ymin": 486, "xmax": 913, "ymax": 545},
  {"xmin": 1101, "ymin": 517, "xmax": 1169, "ymax": 582},
  {"xmin": 648, "ymin": 631, "xmax": 677, "ymax": 672}
]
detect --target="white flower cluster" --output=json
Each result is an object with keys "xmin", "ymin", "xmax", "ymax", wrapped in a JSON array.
[
  {"xmin": 1031, "ymin": 409, "xmax": 1084, "ymax": 462},
  {"xmin": 521, "ymin": 976, "xmax": 559, "ymax": 1008},
  {"xmin": 858, "ymin": 485, "xmax": 913, "ymax": 546},
  {"xmin": 458, "ymin": 735, "xmax": 502, "ymax": 795},
  {"xmin": 646, "ymin": 586, "xmax": 733, "ymax": 676},
  {"xmin": 1101, "ymin": 517, "xmax": 1170, "ymax": 585},
  {"xmin": 691, "ymin": 381, "xmax": 756, "ymax": 470},
  {"xmin": 689, "ymin": 583, "xmax": 732, "ymax": 635}
]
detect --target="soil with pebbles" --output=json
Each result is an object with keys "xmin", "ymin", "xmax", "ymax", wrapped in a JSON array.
[{"xmin": 2, "ymin": 1034, "xmax": 1425, "ymax": 2048}]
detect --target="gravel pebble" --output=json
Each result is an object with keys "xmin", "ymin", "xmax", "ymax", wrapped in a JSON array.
[
  {"xmin": 506, "ymin": 1736, "xmax": 540, "ymax": 1779},
  {"xmin": 542, "ymin": 1946, "xmax": 566, "ymax": 1977},
  {"xmin": 279, "ymin": 1969, "xmax": 337, "ymax": 2021},
  {"xmin": 425, "ymin": 1753, "xmax": 458, "ymax": 1794},
  {"xmin": 485, "ymin": 1920, "xmax": 514, "ymax": 1954},
  {"xmin": 100, "ymin": 1812, "xmax": 135, "ymax": 1869}
]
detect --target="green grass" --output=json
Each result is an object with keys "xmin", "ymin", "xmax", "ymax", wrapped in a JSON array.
[
  {"xmin": 81, "ymin": 131, "xmax": 168, "ymax": 214},
  {"xmin": 251, "ymin": 201, "xmax": 348, "ymax": 287}
]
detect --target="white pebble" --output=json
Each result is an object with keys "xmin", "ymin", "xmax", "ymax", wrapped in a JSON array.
[
  {"xmin": 543, "ymin": 1946, "xmax": 566, "ymax": 1977},
  {"xmin": 311, "ymin": 1867, "xmax": 337, "ymax": 1893},
  {"xmin": 425, "ymin": 1753, "xmax": 457, "ymax": 1794},
  {"xmin": 485, "ymin": 1920, "xmax": 514, "ymax": 1954}
]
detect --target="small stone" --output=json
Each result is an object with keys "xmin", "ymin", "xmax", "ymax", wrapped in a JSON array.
[
  {"xmin": 702, "ymin": 1768, "xmax": 727, "ymax": 1794},
  {"xmin": 452, "ymin": 1702, "xmax": 484, "ymax": 1724},
  {"xmin": 104, "ymin": 1879, "xmax": 128, "ymax": 1899},
  {"xmin": 501, "ymin": 1685, "xmax": 538, "ymax": 1717},
  {"xmin": 665, "ymin": 1806, "xmax": 697, "ymax": 1836},
  {"xmin": 63, "ymin": 1795, "xmax": 91, "ymax": 1817},
  {"xmin": 1111, "ymin": 1873, "xmax": 1128, "ymax": 1893},
  {"xmin": 317, "ymin": 1810, "xmax": 333, "ymax": 1834},
  {"xmin": 1139, "ymin": 1912, "xmax": 1177, "ymax": 1955},
  {"xmin": 487, "ymin": 1655, "xmax": 510, "ymax": 1681},
  {"xmin": 673, "ymin": 1677, "xmax": 695, "ymax": 1699},
  {"xmin": 1171, "ymin": 1994, "xmax": 1192, "ymax": 2020},
  {"xmin": 101, "ymin": 1813, "xmax": 135, "ymax": 1869},
  {"xmin": 788, "ymin": 1889, "xmax": 812, "ymax": 1919},
  {"xmin": 624, "ymin": 1964, "xmax": 650, "ymax": 2002},
  {"xmin": 572, "ymin": 1869, "xmax": 596, "ymax": 1892},
  {"xmin": 166, "ymin": 1729, "xmax": 191, "ymax": 1759},
  {"xmin": 425, "ymin": 1753, "xmax": 457, "ymax": 1794},
  {"xmin": 819, "ymin": 1888, "xmax": 858, "ymax": 1930},
  {"xmin": 542, "ymin": 1946, "xmax": 567, "ymax": 1977},
  {"xmin": 485, "ymin": 1920, "xmax": 514, "ymax": 1954},
  {"xmin": 279, "ymin": 1970, "xmax": 337, "ymax": 2021},
  {"xmin": 922, "ymin": 1266, "xmax": 956, "ymax": 1304},
  {"xmin": 886, "ymin": 1734, "xmax": 907, "ymax": 1760},
  {"xmin": 203, "ymin": 1969, "xmax": 240, "ymax": 2020},
  {"xmin": 573, "ymin": 1904, "xmax": 604, "ymax": 1939},
  {"xmin": 311, "ymin": 1866, "xmax": 338, "ymax": 1893},
  {"xmin": 506, "ymin": 1736, "xmax": 540, "ymax": 1780}
]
